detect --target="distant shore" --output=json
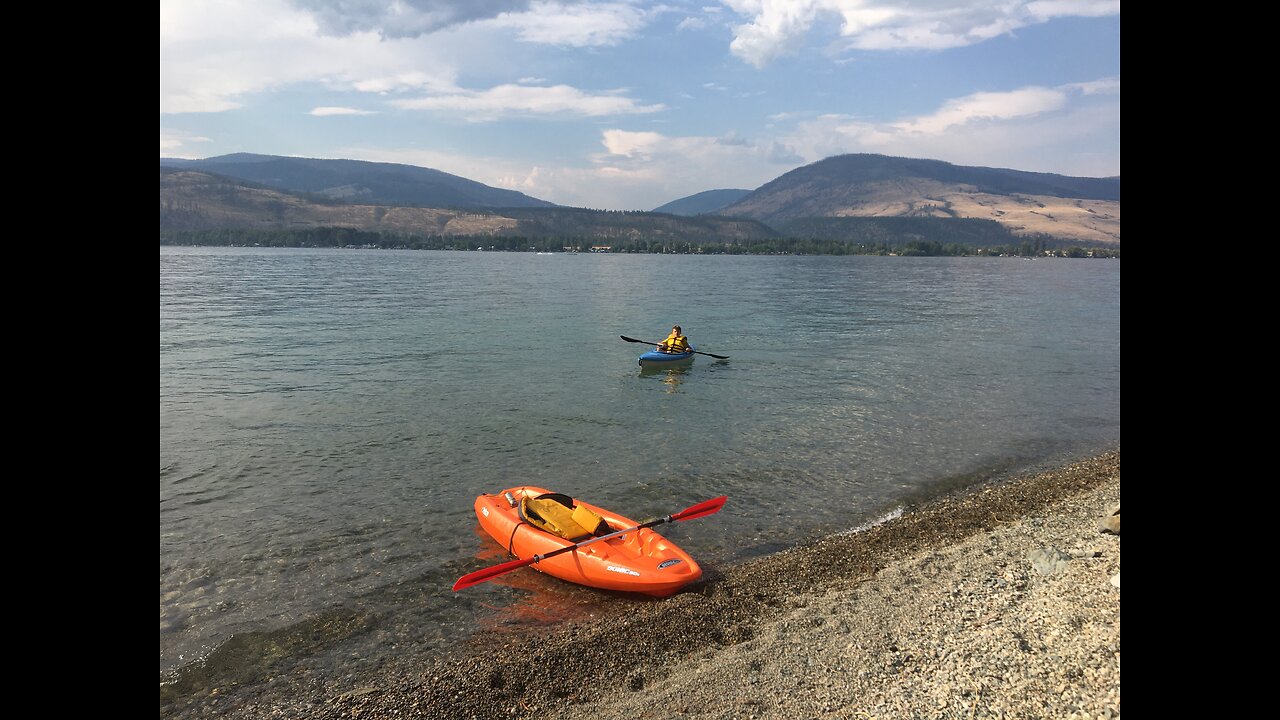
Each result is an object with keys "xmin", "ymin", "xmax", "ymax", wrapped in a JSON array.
[
  {"xmin": 163, "ymin": 450, "xmax": 1120, "ymax": 719},
  {"xmin": 160, "ymin": 233, "xmax": 1122, "ymax": 258}
]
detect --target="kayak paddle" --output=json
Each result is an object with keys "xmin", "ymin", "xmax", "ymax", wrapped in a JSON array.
[
  {"xmin": 452, "ymin": 495, "xmax": 728, "ymax": 591},
  {"xmin": 620, "ymin": 335, "xmax": 730, "ymax": 360}
]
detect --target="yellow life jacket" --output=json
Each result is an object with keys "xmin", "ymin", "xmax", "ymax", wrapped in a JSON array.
[
  {"xmin": 519, "ymin": 493, "xmax": 608, "ymax": 540},
  {"xmin": 661, "ymin": 333, "xmax": 689, "ymax": 353}
]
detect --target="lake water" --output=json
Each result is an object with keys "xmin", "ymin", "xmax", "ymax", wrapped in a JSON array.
[{"xmin": 159, "ymin": 247, "xmax": 1120, "ymax": 695}]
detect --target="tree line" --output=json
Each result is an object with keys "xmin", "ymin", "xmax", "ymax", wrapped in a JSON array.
[{"xmin": 159, "ymin": 228, "xmax": 1119, "ymax": 258}]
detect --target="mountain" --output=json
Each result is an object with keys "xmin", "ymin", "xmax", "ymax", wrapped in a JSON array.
[
  {"xmin": 719, "ymin": 154, "xmax": 1120, "ymax": 245},
  {"xmin": 652, "ymin": 189, "xmax": 752, "ymax": 216},
  {"xmin": 158, "ymin": 153, "xmax": 555, "ymax": 209},
  {"xmin": 160, "ymin": 168, "xmax": 777, "ymax": 245},
  {"xmin": 160, "ymin": 152, "xmax": 1121, "ymax": 250}
]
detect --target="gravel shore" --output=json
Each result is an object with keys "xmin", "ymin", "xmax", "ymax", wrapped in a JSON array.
[{"xmin": 165, "ymin": 450, "xmax": 1119, "ymax": 719}]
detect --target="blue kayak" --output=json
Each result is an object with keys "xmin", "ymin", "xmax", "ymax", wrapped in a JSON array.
[{"xmin": 639, "ymin": 346, "xmax": 696, "ymax": 367}]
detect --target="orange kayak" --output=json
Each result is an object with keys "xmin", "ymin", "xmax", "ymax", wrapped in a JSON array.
[{"xmin": 473, "ymin": 486, "xmax": 703, "ymax": 597}]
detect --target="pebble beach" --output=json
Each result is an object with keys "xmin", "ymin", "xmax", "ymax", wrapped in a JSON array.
[{"xmin": 162, "ymin": 450, "xmax": 1120, "ymax": 719}]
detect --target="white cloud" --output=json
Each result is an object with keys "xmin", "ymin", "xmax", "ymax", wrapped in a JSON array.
[
  {"xmin": 722, "ymin": 0, "xmax": 1121, "ymax": 67},
  {"xmin": 162, "ymin": 0, "xmax": 654, "ymax": 114},
  {"xmin": 677, "ymin": 16, "xmax": 709, "ymax": 31},
  {"xmin": 352, "ymin": 72, "xmax": 456, "ymax": 94},
  {"xmin": 602, "ymin": 129, "xmax": 667, "ymax": 156},
  {"xmin": 343, "ymin": 128, "xmax": 801, "ymax": 209},
  {"xmin": 489, "ymin": 1, "xmax": 649, "ymax": 47},
  {"xmin": 392, "ymin": 84, "xmax": 665, "ymax": 119},
  {"xmin": 767, "ymin": 111, "xmax": 805, "ymax": 121},
  {"xmin": 893, "ymin": 86, "xmax": 1068, "ymax": 134},
  {"xmin": 160, "ymin": 128, "xmax": 213, "ymax": 155},
  {"xmin": 160, "ymin": 0, "xmax": 459, "ymax": 114},
  {"xmin": 501, "ymin": 80, "xmax": 1118, "ymax": 206},
  {"xmin": 291, "ymin": 0, "xmax": 531, "ymax": 39},
  {"xmin": 343, "ymin": 145, "xmax": 542, "ymax": 188},
  {"xmin": 1068, "ymin": 76, "xmax": 1121, "ymax": 95},
  {"xmin": 1026, "ymin": 1, "xmax": 1122, "ymax": 21},
  {"xmin": 725, "ymin": 0, "xmax": 822, "ymax": 68},
  {"xmin": 581, "ymin": 128, "xmax": 807, "ymax": 207},
  {"xmin": 766, "ymin": 140, "xmax": 804, "ymax": 163},
  {"xmin": 337, "ymin": 76, "xmax": 1116, "ymax": 210},
  {"xmin": 781, "ymin": 79, "xmax": 1120, "ymax": 176},
  {"xmin": 309, "ymin": 106, "xmax": 378, "ymax": 115}
]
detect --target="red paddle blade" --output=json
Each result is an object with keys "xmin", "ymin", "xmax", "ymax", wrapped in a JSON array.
[
  {"xmin": 452, "ymin": 555, "xmax": 536, "ymax": 591},
  {"xmin": 671, "ymin": 495, "xmax": 728, "ymax": 522}
]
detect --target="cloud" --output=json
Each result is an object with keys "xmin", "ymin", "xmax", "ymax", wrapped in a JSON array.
[
  {"xmin": 781, "ymin": 79, "xmax": 1120, "ymax": 176},
  {"xmin": 580, "ymin": 128, "xmax": 808, "ymax": 207},
  {"xmin": 309, "ymin": 106, "xmax": 378, "ymax": 116},
  {"xmin": 160, "ymin": 0, "xmax": 460, "ymax": 113},
  {"xmin": 352, "ymin": 72, "xmax": 457, "ymax": 94},
  {"xmin": 677, "ymin": 16, "xmax": 709, "ymax": 31},
  {"xmin": 722, "ymin": 0, "xmax": 1121, "ymax": 67},
  {"xmin": 893, "ymin": 86, "xmax": 1068, "ymax": 135},
  {"xmin": 602, "ymin": 129, "xmax": 666, "ymax": 156},
  {"xmin": 289, "ymin": 1, "xmax": 653, "ymax": 46},
  {"xmin": 290, "ymin": 0, "xmax": 532, "ymax": 38},
  {"xmin": 160, "ymin": 128, "xmax": 213, "ymax": 155},
  {"xmin": 346, "ymin": 128, "xmax": 804, "ymax": 210},
  {"xmin": 490, "ymin": 1, "xmax": 649, "ymax": 47},
  {"xmin": 349, "ymin": 74, "xmax": 1118, "ymax": 208},
  {"xmin": 392, "ymin": 84, "xmax": 665, "ymax": 119},
  {"xmin": 1025, "ymin": 1, "xmax": 1122, "ymax": 21},
  {"xmin": 766, "ymin": 141, "xmax": 804, "ymax": 163},
  {"xmin": 725, "ymin": 0, "xmax": 822, "ymax": 68},
  {"xmin": 1068, "ymin": 76, "xmax": 1121, "ymax": 95},
  {"xmin": 342, "ymin": 144, "xmax": 544, "ymax": 188},
  {"xmin": 340, "ymin": 76, "xmax": 1116, "ymax": 210}
]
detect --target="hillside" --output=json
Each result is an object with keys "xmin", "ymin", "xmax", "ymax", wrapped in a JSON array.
[
  {"xmin": 160, "ymin": 152, "xmax": 1121, "ymax": 250},
  {"xmin": 721, "ymin": 154, "xmax": 1120, "ymax": 245},
  {"xmin": 652, "ymin": 189, "xmax": 752, "ymax": 216},
  {"xmin": 159, "ymin": 168, "xmax": 777, "ymax": 244},
  {"xmin": 159, "ymin": 153, "xmax": 554, "ymax": 209}
]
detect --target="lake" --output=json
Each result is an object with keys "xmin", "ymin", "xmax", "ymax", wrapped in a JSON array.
[{"xmin": 160, "ymin": 247, "xmax": 1119, "ymax": 694}]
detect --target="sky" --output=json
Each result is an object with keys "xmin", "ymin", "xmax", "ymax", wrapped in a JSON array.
[{"xmin": 159, "ymin": 0, "xmax": 1120, "ymax": 211}]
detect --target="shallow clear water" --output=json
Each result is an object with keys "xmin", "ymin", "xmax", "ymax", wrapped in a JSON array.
[{"xmin": 160, "ymin": 248, "xmax": 1119, "ymax": 688}]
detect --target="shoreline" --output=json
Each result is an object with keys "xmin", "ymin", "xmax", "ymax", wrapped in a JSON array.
[{"xmin": 163, "ymin": 449, "xmax": 1119, "ymax": 719}]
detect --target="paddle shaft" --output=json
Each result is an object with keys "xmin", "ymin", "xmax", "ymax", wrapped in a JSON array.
[
  {"xmin": 452, "ymin": 495, "xmax": 727, "ymax": 591},
  {"xmin": 533, "ymin": 514, "xmax": 670, "ymax": 563},
  {"xmin": 620, "ymin": 335, "xmax": 729, "ymax": 360}
]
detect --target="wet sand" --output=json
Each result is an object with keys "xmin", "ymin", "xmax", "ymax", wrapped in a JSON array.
[{"xmin": 164, "ymin": 450, "xmax": 1119, "ymax": 719}]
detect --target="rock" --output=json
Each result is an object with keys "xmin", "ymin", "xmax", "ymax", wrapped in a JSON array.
[
  {"xmin": 336, "ymin": 687, "xmax": 380, "ymax": 702},
  {"xmin": 1099, "ymin": 505, "xmax": 1120, "ymax": 535},
  {"xmin": 1110, "ymin": 573, "xmax": 1119, "ymax": 589},
  {"xmin": 1027, "ymin": 547, "xmax": 1072, "ymax": 576}
]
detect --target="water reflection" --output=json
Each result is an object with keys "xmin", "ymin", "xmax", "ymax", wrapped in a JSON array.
[
  {"xmin": 639, "ymin": 364, "xmax": 692, "ymax": 392},
  {"xmin": 466, "ymin": 525, "xmax": 627, "ymax": 635}
]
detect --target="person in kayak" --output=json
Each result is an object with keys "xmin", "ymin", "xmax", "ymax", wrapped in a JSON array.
[{"xmin": 656, "ymin": 325, "xmax": 690, "ymax": 354}]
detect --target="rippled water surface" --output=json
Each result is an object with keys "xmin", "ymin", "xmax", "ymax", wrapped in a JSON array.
[{"xmin": 160, "ymin": 248, "xmax": 1119, "ymax": 689}]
